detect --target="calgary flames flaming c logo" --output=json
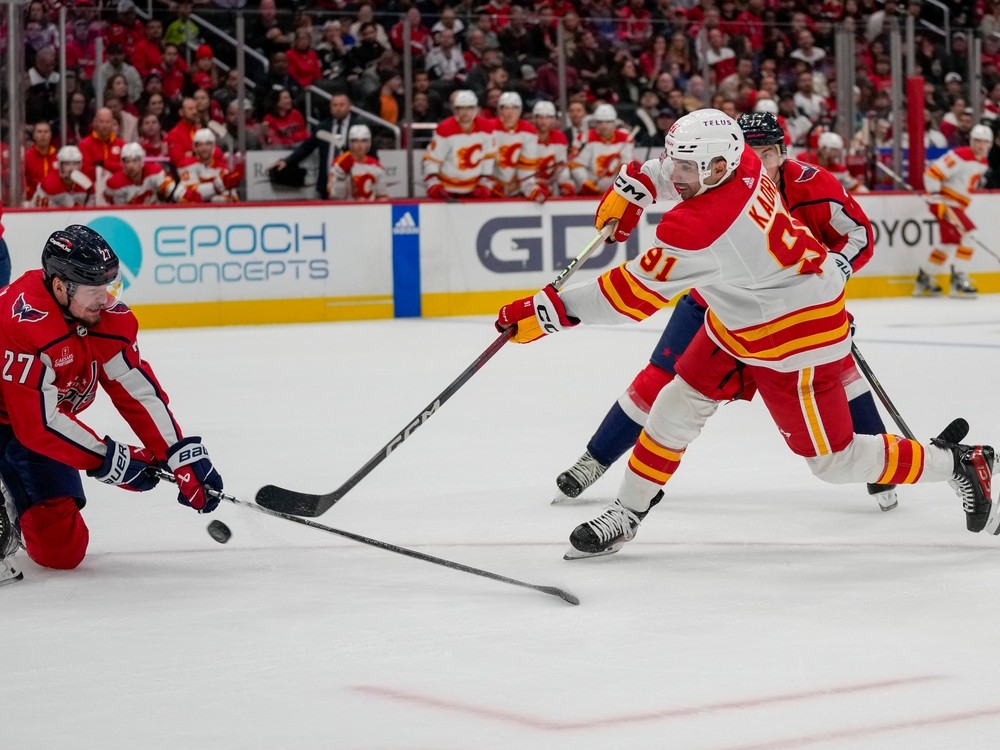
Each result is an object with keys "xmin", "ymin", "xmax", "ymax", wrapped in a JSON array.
[{"xmin": 456, "ymin": 144, "xmax": 484, "ymax": 170}]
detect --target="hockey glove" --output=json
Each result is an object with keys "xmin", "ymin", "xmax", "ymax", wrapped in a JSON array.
[
  {"xmin": 559, "ymin": 182, "xmax": 576, "ymax": 197},
  {"xmin": 579, "ymin": 180, "xmax": 600, "ymax": 196},
  {"xmin": 831, "ymin": 253, "xmax": 852, "ymax": 281},
  {"xmin": 166, "ymin": 437, "xmax": 223, "ymax": 513},
  {"xmin": 528, "ymin": 183, "xmax": 549, "ymax": 203},
  {"xmin": 88, "ymin": 437, "xmax": 161, "ymax": 492},
  {"xmin": 596, "ymin": 162, "xmax": 656, "ymax": 243},
  {"xmin": 426, "ymin": 182, "xmax": 449, "ymax": 200},
  {"xmin": 495, "ymin": 284, "xmax": 578, "ymax": 344},
  {"xmin": 471, "ymin": 183, "xmax": 494, "ymax": 199}
]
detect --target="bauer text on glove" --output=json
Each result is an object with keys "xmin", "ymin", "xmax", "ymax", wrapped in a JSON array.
[
  {"xmin": 88, "ymin": 437, "xmax": 160, "ymax": 492},
  {"xmin": 166, "ymin": 437, "xmax": 223, "ymax": 513}
]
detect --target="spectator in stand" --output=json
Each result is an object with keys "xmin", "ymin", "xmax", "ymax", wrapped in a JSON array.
[
  {"xmin": 105, "ymin": 94, "xmax": 139, "ymax": 144},
  {"xmin": 914, "ymin": 34, "xmax": 943, "ymax": 84},
  {"xmin": 158, "ymin": 44, "xmax": 189, "ymax": 107},
  {"xmin": 943, "ymin": 72, "xmax": 965, "ymax": 102},
  {"xmin": 65, "ymin": 18, "xmax": 99, "ymax": 82},
  {"xmin": 527, "ymin": 6, "xmax": 559, "ymax": 63},
  {"xmin": 212, "ymin": 68, "xmax": 241, "ymax": 114},
  {"xmin": 164, "ymin": 0, "xmax": 200, "ymax": 49},
  {"xmin": 868, "ymin": 56, "xmax": 893, "ymax": 91},
  {"xmin": 249, "ymin": 0, "xmax": 291, "ymax": 64},
  {"xmin": 107, "ymin": 0, "xmax": 145, "ymax": 55},
  {"xmin": 942, "ymin": 31, "xmax": 969, "ymax": 79},
  {"xmin": 271, "ymin": 92, "xmax": 374, "ymax": 200},
  {"xmin": 348, "ymin": 2, "xmax": 389, "ymax": 49},
  {"xmin": 192, "ymin": 87, "xmax": 225, "ymax": 129},
  {"xmin": 471, "ymin": 12, "xmax": 499, "ymax": 50},
  {"xmin": 131, "ymin": 19, "xmax": 165, "ymax": 79},
  {"xmin": 78, "ymin": 108, "xmax": 127, "ymax": 182},
  {"xmin": 217, "ymin": 99, "xmax": 264, "ymax": 153},
  {"xmin": 330, "ymin": 125, "xmax": 388, "ymax": 201},
  {"xmin": 665, "ymin": 29, "xmax": 694, "ymax": 81},
  {"xmin": 463, "ymin": 29, "xmax": 490, "ymax": 72},
  {"xmin": 262, "ymin": 88, "xmax": 309, "ymax": 148},
  {"xmin": 422, "ymin": 89, "xmax": 496, "ymax": 200},
  {"xmin": 343, "ymin": 23, "xmax": 385, "ymax": 90},
  {"xmin": 701, "ymin": 28, "xmax": 736, "ymax": 86},
  {"xmin": 790, "ymin": 29, "xmax": 826, "ymax": 68},
  {"xmin": 140, "ymin": 77, "xmax": 170, "ymax": 122},
  {"xmin": 412, "ymin": 70, "xmax": 445, "ymax": 121},
  {"xmin": 365, "ymin": 69, "xmax": 403, "ymax": 128},
  {"xmin": 946, "ymin": 109, "xmax": 975, "ymax": 148},
  {"xmin": 564, "ymin": 99, "xmax": 588, "ymax": 158},
  {"xmin": 498, "ymin": 6, "xmax": 532, "ymax": 64},
  {"xmin": 536, "ymin": 48, "xmax": 578, "ymax": 105},
  {"xmin": 104, "ymin": 142, "xmax": 178, "ymax": 205},
  {"xmin": 105, "ymin": 74, "xmax": 140, "ymax": 118},
  {"xmin": 426, "ymin": 28, "xmax": 467, "ymax": 97},
  {"xmin": 794, "ymin": 70, "xmax": 826, "ymax": 123},
  {"xmin": 389, "ymin": 7, "xmax": 432, "ymax": 66},
  {"xmin": 25, "ymin": 121, "xmax": 58, "ymax": 204},
  {"xmin": 24, "ymin": 1, "xmax": 58, "ymax": 58},
  {"xmin": 25, "ymin": 46, "xmax": 60, "ymax": 127},
  {"xmin": 316, "ymin": 19, "xmax": 350, "ymax": 85},
  {"xmin": 139, "ymin": 112, "xmax": 169, "ymax": 160},
  {"xmin": 939, "ymin": 97, "xmax": 968, "ymax": 142},
  {"xmin": 190, "ymin": 45, "xmax": 219, "ymax": 92},
  {"xmin": 95, "ymin": 44, "xmax": 143, "ymax": 106},
  {"xmin": 617, "ymin": 0, "xmax": 654, "ymax": 53},
  {"xmin": 571, "ymin": 31, "xmax": 610, "ymax": 91},
  {"xmin": 431, "ymin": 6, "xmax": 466, "ymax": 46},
  {"xmin": 286, "ymin": 28, "xmax": 322, "ymax": 90},
  {"xmin": 64, "ymin": 91, "xmax": 93, "ymax": 148},
  {"xmin": 638, "ymin": 34, "xmax": 669, "ymax": 80},
  {"xmin": 166, "ymin": 97, "xmax": 202, "ymax": 170},
  {"xmin": 33, "ymin": 146, "xmax": 92, "ymax": 208},
  {"xmin": 612, "ymin": 57, "xmax": 647, "ymax": 112},
  {"xmin": 411, "ymin": 92, "xmax": 437, "ymax": 143},
  {"xmin": 464, "ymin": 45, "xmax": 504, "ymax": 98}
]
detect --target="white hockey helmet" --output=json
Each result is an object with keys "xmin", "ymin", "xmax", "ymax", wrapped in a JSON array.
[
  {"xmin": 120, "ymin": 142, "xmax": 146, "ymax": 160},
  {"xmin": 753, "ymin": 98, "xmax": 778, "ymax": 115},
  {"xmin": 453, "ymin": 89, "xmax": 478, "ymax": 108},
  {"xmin": 57, "ymin": 145, "xmax": 83, "ymax": 164},
  {"xmin": 971, "ymin": 124, "xmax": 993, "ymax": 142},
  {"xmin": 533, "ymin": 100, "xmax": 557, "ymax": 118},
  {"xmin": 193, "ymin": 127, "xmax": 216, "ymax": 144},
  {"xmin": 348, "ymin": 124, "xmax": 371, "ymax": 142},
  {"xmin": 663, "ymin": 108, "xmax": 744, "ymax": 194},
  {"xmin": 817, "ymin": 131, "xmax": 844, "ymax": 151},
  {"xmin": 498, "ymin": 91, "xmax": 523, "ymax": 111},
  {"xmin": 592, "ymin": 103, "xmax": 617, "ymax": 122}
]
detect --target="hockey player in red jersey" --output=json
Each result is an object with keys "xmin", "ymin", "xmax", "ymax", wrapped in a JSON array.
[
  {"xmin": 488, "ymin": 91, "xmax": 546, "ymax": 202},
  {"xmin": 104, "ymin": 142, "xmax": 180, "ymax": 205},
  {"xmin": 569, "ymin": 103, "xmax": 635, "ymax": 195},
  {"xmin": 329, "ymin": 124, "xmax": 389, "ymax": 201},
  {"xmin": 0, "ymin": 225, "xmax": 223, "ymax": 586},
  {"xmin": 496, "ymin": 109, "xmax": 995, "ymax": 558},
  {"xmin": 914, "ymin": 124, "xmax": 993, "ymax": 298},
  {"xmin": 532, "ymin": 100, "xmax": 575, "ymax": 197},
  {"xmin": 423, "ymin": 89, "xmax": 496, "ymax": 200},
  {"xmin": 33, "ymin": 146, "xmax": 94, "ymax": 208}
]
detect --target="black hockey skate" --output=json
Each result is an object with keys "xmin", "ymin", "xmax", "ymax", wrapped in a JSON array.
[
  {"xmin": 949, "ymin": 266, "xmax": 978, "ymax": 299},
  {"xmin": 554, "ymin": 450, "xmax": 609, "ymax": 503},
  {"xmin": 867, "ymin": 482, "xmax": 898, "ymax": 511},
  {"xmin": 913, "ymin": 269, "xmax": 942, "ymax": 297},
  {"xmin": 931, "ymin": 418, "xmax": 996, "ymax": 533},
  {"xmin": 565, "ymin": 492, "xmax": 662, "ymax": 559},
  {"xmin": 0, "ymin": 496, "xmax": 23, "ymax": 586}
]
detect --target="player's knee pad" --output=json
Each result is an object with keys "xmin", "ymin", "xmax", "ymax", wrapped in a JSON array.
[
  {"xmin": 20, "ymin": 496, "xmax": 89, "ymax": 570},
  {"xmin": 805, "ymin": 435, "xmax": 884, "ymax": 484},
  {"xmin": 644, "ymin": 375, "xmax": 721, "ymax": 449},
  {"xmin": 624, "ymin": 363, "xmax": 674, "ymax": 416}
]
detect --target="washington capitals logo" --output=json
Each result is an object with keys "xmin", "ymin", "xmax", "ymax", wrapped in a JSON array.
[{"xmin": 12, "ymin": 293, "xmax": 48, "ymax": 323}]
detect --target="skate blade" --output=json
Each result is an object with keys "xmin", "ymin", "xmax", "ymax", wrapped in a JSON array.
[
  {"xmin": 551, "ymin": 492, "xmax": 578, "ymax": 505},
  {"xmin": 0, "ymin": 561, "xmax": 23, "ymax": 587},
  {"xmin": 563, "ymin": 543, "xmax": 623, "ymax": 560}
]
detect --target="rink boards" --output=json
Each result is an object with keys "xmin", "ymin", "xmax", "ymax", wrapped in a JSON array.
[{"xmin": 3, "ymin": 192, "xmax": 997, "ymax": 328}]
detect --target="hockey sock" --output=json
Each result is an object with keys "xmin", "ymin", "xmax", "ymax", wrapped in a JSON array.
[
  {"xmin": 586, "ymin": 402, "xmax": 645, "ymax": 468},
  {"xmin": 848, "ymin": 391, "xmax": 887, "ymax": 436}
]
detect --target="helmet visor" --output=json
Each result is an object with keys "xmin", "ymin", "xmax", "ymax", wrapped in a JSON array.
[{"xmin": 70, "ymin": 271, "xmax": 123, "ymax": 308}]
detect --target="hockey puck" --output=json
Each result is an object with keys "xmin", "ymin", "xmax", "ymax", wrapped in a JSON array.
[{"xmin": 207, "ymin": 520, "xmax": 232, "ymax": 544}]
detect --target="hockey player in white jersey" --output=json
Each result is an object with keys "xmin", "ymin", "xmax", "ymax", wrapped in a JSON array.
[
  {"xmin": 176, "ymin": 128, "xmax": 242, "ymax": 202},
  {"xmin": 532, "ymin": 101, "xmax": 575, "ymax": 197},
  {"xmin": 488, "ymin": 92, "xmax": 546, "ymax": 202},
  {"xmin": 423, "ymin": 89, "xmax": 496, "ymax": 200},
  {"xmin": 104, "ymin": 143, "xmax": 179, "ymax": 205},
  {"xmin": 496, "ymin": 109, "xmax": 997, "ymax": 558},
  {"xmin": 569, "ymin": 104, "xmax": 634, "ymax": 195},
  {"xmin": 914, "ymin": 124, "xmax": 993, "ymax": 298},
  {"xmin": 330, "ymin": 125, "xmax": 389, "ymax": 201},
  {"xmin": 33, "ymin": 146, "xmax": 93, "ymax": 208}
]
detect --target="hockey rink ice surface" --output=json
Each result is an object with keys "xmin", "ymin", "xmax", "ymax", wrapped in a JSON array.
[{"xmin": 7, "ymin": 294, "xmax": 1000, "ymax": 749}]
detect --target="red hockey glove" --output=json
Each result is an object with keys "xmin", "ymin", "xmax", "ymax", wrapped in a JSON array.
[
  {"xmin": 335, "ymin": 153, "xmax": 356, "ymax": 174},
  {"xmin": 88, "ymin": 437, "xmax": 161, "ymax": 492},
  {"xmin": 426, "ymin": 182, "xmax": 449, "ymax": 200},
  {"xmin": 528, "ymin": 183, "xmax": 549, "ymax": 203},
  {"xmin": 579, "ymin": 180, "xmax": 600, "ymax": 196},
  {"xmin": 222, "ymin": 165, "xmax": 244, "ymax": 190},
  {"xmin": 166, "ymin": 437, "xmax": 223, "ymax": 513},
  {"xmin": 495, "ymin": 284, "xmax": 578, "ymax": 344},
  {"xmin": 471, "ymin": 184, "xmax": 493, "ymax": 199},
  {"xmin": 595, "ymin": 162, "xmax": 656, "ymax": 243},
  {"xmin": 182, "ymin": 186, "xmax": 204, "ymax": 203},
  {"xmin": 559, "ymin": 182, "xmax": 576, "ymax": 197}
]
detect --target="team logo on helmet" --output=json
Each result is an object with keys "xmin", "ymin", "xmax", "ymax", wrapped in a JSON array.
[{"xmin": 12, "ymin": 293, "xmax": 48, "ymax": 323}]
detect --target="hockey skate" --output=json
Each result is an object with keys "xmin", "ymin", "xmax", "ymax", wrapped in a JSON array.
[
  {"xmin": 564, "ymin": 493, "xmax": 662, "ymax": 559},
  {"xmin": 949, "ymin": 266, "xmax": 978, "ymax": 299},
  {"xmin": 931, "ymin": 419, "xmax": 997, "ymax": 533},
  {"xmin": 912, "ymin": 269, "xmax": 942, "ymax": 297},
  {"xmin": 553, "ymin": 450, "xmax": 609, "ymax": 503},
  {"xmin": 0, "ymin": 494, "xmax": 23, "ymax": 587},
  {"xmin": 867, "ymin": 483, "xmax": 898, "ymax": 511}
]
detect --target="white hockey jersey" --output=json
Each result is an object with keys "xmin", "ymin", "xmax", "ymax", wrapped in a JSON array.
[
  {"xmin": 423, "ymin": 115, "xmax": 496, "ymax": 195},
  {"xmin": 330, "ymin": 153, "xmax": 388, "ymax": 200},
  {"xmin": 103, "ymin": 163, "xmax": 176, "ymax": 205},
  {"xmin": 33, "ymin": 173, "xmax": 91, "ymax": 208},
  {"xmin": 535, "ymin": 129, "xmax": 574, "ymax": 195},
  {"xmin": 924, "ymin": 146, "xmax": 988, "ymax": 209},
  {"xmin": 489, "ymin": 118, "xmax": 539, "ymax": 198},
  {"xmin": 561, "ymin": 148, "xmax": 850, "ymax": 373},
  {"xmin": 570, "ymin": 128, "xmax": 634, "ymax": 193}
]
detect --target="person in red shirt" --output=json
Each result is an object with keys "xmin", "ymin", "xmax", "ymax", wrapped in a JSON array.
[
  {"xmin": 77, "ymin": 107, "xmax": 126, "ymax": 181},
  {"xmin": 24, "ymin": 121, "xmax": 59, "ymax": 203},
  {"xmin": 190, "ymin": 44, "xmax": 217, "ymax": 91},
  {"xmin": 64, "ymin": 18, "xmax": 99, "ymax": 81},
  {"xmin": 262, "ymin": 88, "xmax": 309, "ymax": 148},
  {"xmin": 286, "ymin": 28, "xmax": 322, "ymax": 89},
  {"xmin": 157, "ymin": 43, "xmax": 189, "ymax": 105},
  {"xmin": 131, "ymin": 17, "xmax": 164, "ymax": 77},
  {"xmin": 105, "ymin": 0, "xmax": 145, "ymax": 55},
  {"xmin": 389, "ymin": 7, "xmax": 433, "ymax": 64},
  {"xmin": 166, "ymin": 96, "xmax": 201, "ymax": 170},
  {"xmin": 139, "ymin": 112, "xmax": 169, "ymax": 159}
]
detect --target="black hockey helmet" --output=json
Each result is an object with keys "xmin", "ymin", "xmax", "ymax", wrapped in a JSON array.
[
  {"xmin": 737, "ymin": 112, "xmax": 787, "ymax": 154},
  {"xmin": 42, "ymin": 225, "xmax": 119, "ymax": 287}
]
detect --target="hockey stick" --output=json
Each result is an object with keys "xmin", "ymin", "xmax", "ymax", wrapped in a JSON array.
[
  {"xmin": 155, "ymin": 471, "xmax": 579, "ymax": 605},
  {"xmin": 256, "ymin": 222, "xmax": 617, "ymax": 517},
  {"xmin": 850, "ymin": 341, "xmax": 915, "ymax": 439}
]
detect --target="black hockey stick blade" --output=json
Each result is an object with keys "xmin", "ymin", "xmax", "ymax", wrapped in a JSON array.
[{"xmin": 255, "ymin": 223, "xmax": 617, "ymax": 518}]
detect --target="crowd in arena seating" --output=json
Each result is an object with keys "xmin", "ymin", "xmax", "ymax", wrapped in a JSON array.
[{"xmin": 4, "ymin": 0, "xmax": 995, "ymax": 205}]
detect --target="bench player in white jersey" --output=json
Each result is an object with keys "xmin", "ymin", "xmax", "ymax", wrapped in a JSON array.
[
  {"xmin": 914, "ymin": 124, "xmax": 993, "ymax": 298},
  {"xmin": 104, "ymin": 143, "xmax": 179, "ymax": 205},
  {"xmin": 33, "ymin": 146, "xmax": 93, "ymax": 208},
  {"xmin": 488, "ymin": 92, "xmax": 546, "ymax": 202},
  {"xmin": 496, "ymin": 109, "xmax": 996, "ymax": 558},
  {"xmin": 532, "ymin": 101, "xmax": 575, "ymax": 197},
  {"xmin": 551, "ymin": 110, "xmax": 898, "ymax": 515},
  {"xmin": 330, "ymin": 125, "xmax": 389, "ymax": 201},
  {"xmin": 569, "ymin": 103, "xmax": 635, "ymax": 195},
  {"xmin": 423, "ymin": 89, "xmax": 497, "ymax": 200},
  {"xmin": 799, "ymin": 131, "xmax": 865, "ymax": 193},
  {"xmin": 176, "ymin": 128, "xmax": 242, "ymax": 203}
]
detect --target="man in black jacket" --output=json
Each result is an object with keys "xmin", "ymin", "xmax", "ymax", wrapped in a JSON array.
[{"xmin": 270, "ymin": 92, "xmax": 378, "ymax": 199}]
